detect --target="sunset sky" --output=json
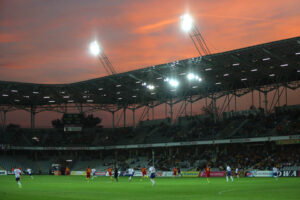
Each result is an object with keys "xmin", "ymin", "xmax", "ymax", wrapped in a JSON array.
[{"xmin": 0, "ymin": 0, "xmax": 300, "ymax": 127}]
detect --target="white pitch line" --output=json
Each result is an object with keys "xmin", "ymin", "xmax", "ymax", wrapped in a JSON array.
[{"xmin": 218, "ymin": 189, "xmax": 235, "ymax": 195}]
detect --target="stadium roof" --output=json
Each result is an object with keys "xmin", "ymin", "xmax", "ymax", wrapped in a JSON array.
[{"xmin": 0, "ymin": 36, "xmax": 299, "ymax": 108}]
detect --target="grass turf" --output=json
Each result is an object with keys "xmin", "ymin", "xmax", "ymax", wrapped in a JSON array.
[{"xmin": 0, "ymin": 176, "xmax": 299, "ymax": 200}]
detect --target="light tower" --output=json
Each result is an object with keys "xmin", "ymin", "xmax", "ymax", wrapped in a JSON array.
[
  {"xmin": 89, "ymin": 40, "xmax": 117, "ymax": 75},
  {"xmin": 180, "ymin": 14, "xmax": 211, "ymax": 57}
]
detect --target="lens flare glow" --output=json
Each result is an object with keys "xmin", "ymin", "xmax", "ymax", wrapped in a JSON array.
[
  {"xmin": 180, "ymin": 14, "xmax": 193, "ymax": 32},
  {"xmin": 89, "ymin": 41, "xmax": 100, "ymax": 56}
]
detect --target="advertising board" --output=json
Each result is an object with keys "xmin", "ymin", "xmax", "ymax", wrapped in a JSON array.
[{"xmin": 0, "ymin": 170, "xmax": 7, "ymax": 175}]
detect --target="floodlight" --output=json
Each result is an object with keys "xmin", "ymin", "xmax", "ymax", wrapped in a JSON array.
[
  {"xmin": 168, "ymin": 79, "xmax": 179, "ymax": 87},
  {"xmin": 147, "ymin": 85, "xmax": 155, "ymax": 90},
  {"xmin": 180, "ymin": 14, "xmax": 193, "ymax": 32},
  {"xmin": 187, "ymin": 73, "xmax": 195, "ymax": 80},
  {"xmin": 89, "ymin": 41, "xmax": 100, "ymax": 56},
  {"xmin": 187, "ymin": 73, "xmax": 202, "ymax": 82}
]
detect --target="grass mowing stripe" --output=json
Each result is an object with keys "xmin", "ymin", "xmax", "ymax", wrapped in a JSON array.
[{"xmin": 0, "ymin": 176, "xmax": 299, "ymax": 200}]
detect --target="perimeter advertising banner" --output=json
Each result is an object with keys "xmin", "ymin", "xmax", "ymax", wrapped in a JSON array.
[
  {"xmin": 71, "ymin": 171, "xmax": 87, "ymax": 176},
  {"xmin": 182, "ymin": 171, "xmax": 199, "ymax": 177},
  {"xmin": 198, "ymin": 171, "xmax": 226, "ymax": 177},
  {"xmin": 278, "ymin": 171, "xmax": 298, "ymax": 177},
  {"xmin": 246, "ymin": 171, "xmax": 273, "ymax": 177},
  {"xmin": 121, "ymin": 171, "xmax": 143, "ymax": 177},
  {"xmin": 95, "ymin": 172, "xmax": 106, "ymax": 176},
  {"xmin": 0, "ymin": 170, "xmax": 7, "ymax": 175},
  {"xmin": 162, "ymin": 171, "xmax": 173, "ymax": 177}
]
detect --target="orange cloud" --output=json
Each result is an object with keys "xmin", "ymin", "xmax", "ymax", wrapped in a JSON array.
[
  {"xmin": 135, "ymin": 18, "xmax": 177, "ymax": 34},
  {"xmin": 0, "ymin": 33, "xmax": 20, "ymax": 43}
]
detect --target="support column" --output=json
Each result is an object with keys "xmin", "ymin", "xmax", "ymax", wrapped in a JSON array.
[
  {"xmin": 259, "ymin": 91, "xmax": 261, "ymax": 108},
  {"xmin": 264, "ymin": 92, "xmax": 268, "ymax": 114},
  {"xmin": 213, "ymin": 96, "xmax": 217, "ymax": 123},
  {"xmin": 152, "ymin": 149, "xmax": 155, "ymax": 167},
  {"xmin": 152, "ymin": 106, "xmax": 154, "ymax": 120},
  {"xmin": 227, "ymin": 94, "xmax": 230, "ymax": 112},
  {"xmin": 277, "ymin": 87, "xmax": 280, "ymax": 107},
  {"xmin": 2, "ymin": 111, "xmax": 7, "ymax": 131},
  {"xmin": 251, "ymin": 90, "xmax": 254, "ymax": 107},
  {"xmin": 64, "ymin": 104, "xmax": 68, "ymax": 113},
  {"xmin": 285, "ymin": 86, "xmax": 288, "ymax": 105},
  {"xmin": 132, "ymin": 108, "xmax": 136, "ymax": 128},
  {"xmin": 112, "ymin": 111, "xmax": 115, "ymax": 129},
  {"xmin": 147, "ymin": 106, "xmax": 149, "ymax": 120},
  {"xmin": 30, "ymin": 106, "xmax": 36, "ymax": 129},
  {"xmin": 190, "ymin": 97, "xmax": 193, "ymax": 116},
  {"xmin": 234, "ymin": 95, "xmax": 237, "ymax": 111},
  {"xmin": 79, "ymin": 103, "xmax": 83, "ymax": 113},
  {"xmin": 184, "ymin": 99, "xmax": 187, "ymax": 117},
  {"xmin": 123, "ymin": 107, "xmax": 126, "ymax": 128},
  {"xmin": 170, "ymin": 99, "xmax": 173, "ymax": 124},
  {"xmin": 165, "ymin": 103, "xmax": 168, "ymax": 118}
]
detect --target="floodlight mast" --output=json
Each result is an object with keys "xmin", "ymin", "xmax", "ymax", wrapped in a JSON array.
[
  {"xmin": 180, "ymin": 14, "xmax": 211, "ymax": 57},
  {"xmin": 89, "ymin": 41, "xmax": 117, "ymax": 75}
]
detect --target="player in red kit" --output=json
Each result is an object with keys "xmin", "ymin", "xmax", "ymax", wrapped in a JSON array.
[
  {"xmin": 173, "ymin": 167, "xmax": 178, "ymax": 177},
  {"xmin": 86, "ymin": 166, "xmax": 91, "ymax": 181},
  {"xmin": 142, "ymin": 167, "xmax": 147, "ymax": 179},
  {"xmin": 107, "ymin": 167, "xmax": 113, "ymax": 180},
  {"xmin": 66, "ymin": 167, "xmax": 70, "ymax": 176},
  {"xmin": 205, "ymin": 165, "xmax": 210, "ymax": 183}
]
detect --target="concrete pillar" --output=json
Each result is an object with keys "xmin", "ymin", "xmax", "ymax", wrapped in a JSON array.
[
  {"xmin": 190, "ymin": 99, "xmax": 193, "ymax": 116},
  {"xmin": 152, "ymin": 150, "xmax": 155, "ymax": 167},
  {"xmin": 30, "ymin": 106, "xmax": 36, "ymax": 129},
  {"xmin": 147, "ymin": 106, "xmax": 150, "ymax": 120},
  {"xmin": 152, "ymin": 106, "xmax": 154, "ymax": 120},
  {"xmin": 259, "ymin": 91, "xmax": 261, "ymax": 108},
  {"xmin": 79, "ymin": 103, "xmax": 83, "ymax": 113},
  {"xmin": 213, "ymin": 97, "xmax": 217, "ymax": 123},
  {"xmin": 132, "ymin": 109, "xmax": 135, "ymax": 128},
  {"xmin": 264, "ymin": 92, "xmax": 268, "ymax": 114},
  {"xmin": 234, "ymin": 95, "xmax": 237, "ymax": 111},
  {"xmin": 170, "ymin": 99, "xmax": 173, "ymax": 124},
  {"xmin": 285, "ymin": 87, "xmax": 288, "ymax": 105},
  {"xmin": 2, "ymin": 111, "xmax": 7, "ymax": 130},
  {"xmin": 165, "ymin": 103, "xmax": 168, "ymax": 118},
  {"xmin": 112, "ymin": 111, "xmax": 115, "ymax": 129},
  {"xmin": 277, "ymin": 87, "xmax": 280, "ymax": 107},
  {"xmin": 123, "ymin": 107, "xmax": 126, "ymax": 128},
  {"xmin": 251, "ymin": 90, "xmax": 254, "ymax": 107},
  {"xmin": 184, "ymin": 99, "xmax": 187, "ymax": 116},
  {"xmin": 227, "ymin": 94, "xmax": 230, "ymax": 112}
]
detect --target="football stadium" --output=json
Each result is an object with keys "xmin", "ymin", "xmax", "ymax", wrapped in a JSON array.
[{"xmin": 1, "ymin": 1, "xmax": 300, "ymax": 200}]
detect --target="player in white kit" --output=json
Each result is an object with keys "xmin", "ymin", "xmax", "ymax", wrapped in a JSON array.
[
  {"xmin": 273, "ymin": 166, "xmax": 278, "ymax": 180},
  {"xmin": 27, "ymin": 168, "xmax": 33, "ymax": 179},
  {"xmin": 14, "ymin": 168, "xmax": 22, "ymax": 188},
  {"xmin": 149, "ymin": 166, "xmax": 156, "ymax": 186},
  {"xmin": 91, "ymin": 168, "xmax": 96, "ymax": 180},
  {"xmin": 235, "ymin": 167, "xmax": 239, "ymax": 179},
  {"xmin": 128, "ymin": 168, "xmax": 134, "ymax": 182},
  {"xmin": 226, "ymin": 165, "xmax": 234, "ymax": 182}
]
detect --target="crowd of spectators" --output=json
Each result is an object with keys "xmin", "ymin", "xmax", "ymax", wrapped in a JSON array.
[{"xmin": 1, "ymin": 105, "xmax": 299, "ymax": 147}]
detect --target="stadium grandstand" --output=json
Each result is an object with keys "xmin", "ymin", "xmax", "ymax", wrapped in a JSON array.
[{"xmin": 0, "ymin": 36, "xmax": 300, "ymax": 176}]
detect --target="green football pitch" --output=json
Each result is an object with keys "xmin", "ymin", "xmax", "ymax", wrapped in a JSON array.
[{"xmin": 0, "ymin": 176, "xmax": 299, "ymax": 200}]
